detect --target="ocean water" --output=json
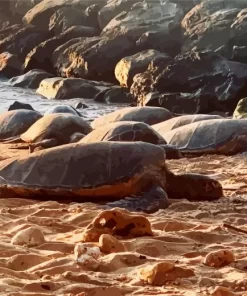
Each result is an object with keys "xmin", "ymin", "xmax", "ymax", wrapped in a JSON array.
[{"xmin": 0, "ymin": 78, "xmax": 128, "ymax": 122}]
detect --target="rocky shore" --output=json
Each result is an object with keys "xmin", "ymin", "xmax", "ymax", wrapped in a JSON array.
[{"xmin": 1, "ymin": 0, "xmax": 247, "ymax": 114}]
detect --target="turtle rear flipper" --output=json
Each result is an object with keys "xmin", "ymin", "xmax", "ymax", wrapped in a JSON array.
[
  {"xmin": 105, "ymin": 185, "xmax": 169, "ymax": 213},
  {"xmin": 0, "ymin": 136, "xmax": 22, "ymax": 143}
]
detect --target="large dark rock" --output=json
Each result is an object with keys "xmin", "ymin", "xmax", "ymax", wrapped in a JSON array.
[
  {"xmin": 131, "ymin": 50, "xmax": 247, "ymax": 114},
  {"xmin": 181, "ymin": 0, "xmax": 247, "ymax": 53},
  {"xmin": 36, "ymin": 77, "xmax": 111, "ymax": 100},
  {"xmin": 24, "ymin": 26, "xmax": 99, "ymax": 74},
  {"xmin": 22, "ymin": 0, "xmax": 106, "ymax": 28},
  {"xmin": 52, "ymin": 35, "xmax": 138, "ymax": 83},
  {"xmin": 52, "ymin": 1, "xmax": 184, "ymax": 83},
  {"xmin": 0, "ymin": 52, "xmax": 22, "ymax": 78},
  {"xmin": 115, "ymin": 50, "xmax": 172, "ymax": 88},
  {"xmin": 8, "ymin": 69, "xmax": 54, "ymax": 89},
  {"xmin": 94, "ymin": 86, "xmax": 134, "ymax": 103},
  {"xmin": 0, "ymin": 25, "xmax": 51, "ymax": 62},
  {"xmin": 48, "ymin": 5, "xmax": 100, "ymax": 35}
]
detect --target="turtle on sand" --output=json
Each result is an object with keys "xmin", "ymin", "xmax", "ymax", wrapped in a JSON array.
[
  {"xmin": 160, "ymin": 118, "xmax": 247, "ymax": 155},
  {"xmin": 4, "ymin": 113, "xmax": 92, "ymax": 152},
  {"xmin": 80, "ymin": 121, "xmax": 166, "ymax": 144},
  {"xmin": 80, "ymin": 121, "xmax": 182, "ymax": 159},
  {"xmin": 0, "ymin": 141, "xmax": 223, "ymax": 213},
  {"xmin": 91, "ymin": 106, "xmax": 173, "ymax": 129},
  {"xmin": 0, "ymin": 109, "xmax": 42, "ymax": 140},
  {"xmin": 44, "ymin": 105, "xmax": 82, "ymax": 117},
  {"xmin": 152, "ymin": 114, "xmax": 223, "ymax": 134}
]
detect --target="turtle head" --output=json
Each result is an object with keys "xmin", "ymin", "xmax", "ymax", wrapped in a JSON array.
[{"xmin": 166, "ymin": 172, "xmax": 223, "ymax": 201}]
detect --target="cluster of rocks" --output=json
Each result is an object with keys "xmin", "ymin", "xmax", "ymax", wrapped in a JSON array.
[{"xmin": 2, "ymin": 0, "xmax": 247, "ymax": 113}]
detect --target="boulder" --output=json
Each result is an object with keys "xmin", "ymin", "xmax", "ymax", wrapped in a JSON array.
[
  {"xmin": 181, "ymin": 0, "xmax": 247, "ymax": 53},
  {"xmin": 8, "ymin": 101, "xmax": 35, "ymax": 111},
  {"xmin": 115, "ymin": 50, "xmax": 172, "ymax": 88},
  {"xmin": 0, "ymin": 52, "xmax": 22, "ymax": 78},
  {"xmin": 102, "ymin": 1, "xmax": 184, "ymax": 56},
  {"xmin": 233, "ymin": 97, "xmax": 247, "ymax": 118},
  {"xmin": 0, "ymin": 25, "xmax": 51, "ymax": 62},
  {"xmin": 9, "ymin": 0, "xmax": 42, "ymax": 19},
  {"xmin": 8, "ymin": 69, "xmax": 54, "ymax": 89},
  {"xmin": 48, "ymin": 5, "xmax": 100, "ymax": 35},
  {"xmin": 52, "ymin": 35, "xmax": 137, "ymax": 82},
  {"xmin": 93, "ymin": 86, "xmax": 134, "ymax": 103},
  {"xmin": 24, "ymin": 26, "xmax": 99, "ymax": 74},
  {"xmin": 23, "ymin": 0, "xmax": 106, "ymax": 28},
  {"xmin": 131, "ymin": 50, "xmax": 247, "ymax": 114},
  {"xmin": 98, "ymin": 0, "xmax": 140, "ymax": 30},
  {"xmin": 36, "ymin": 77, "xmax": 108, "ymax": 100}
]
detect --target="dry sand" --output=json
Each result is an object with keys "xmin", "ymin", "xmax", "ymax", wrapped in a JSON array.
[{"xmin": 0, "ymin": 144, "xmax": 246, "ymax": 295}]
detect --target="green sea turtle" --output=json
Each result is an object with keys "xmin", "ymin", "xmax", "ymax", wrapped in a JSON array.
[
  {"xmin": 0, "ymin": 141, "xmax": 223, "ymax": 213},
  {"xmin": 4, "ymin": 113, "xmax": 92, "ymax": 152},
  {"xmin": 160, "ymin": 118, "xmax": 247, "ymax": 155},
  {"xmin": 80, "ymin": 121, "xmax": 166, "ymax": 144},
  {"xmin": 91, "ymin": 106, "xmax": 173, "ymax": 129},
  {"xmin": 0, "ymin": 109, "xmax": 42, "ymax": 140},
  {"xmin": 80, "ymin": 121, "xmax": 182, "ymax": 159},
  {"xmin": 152, "ymin": 114, "xmax": 223, "ymax": 134}
]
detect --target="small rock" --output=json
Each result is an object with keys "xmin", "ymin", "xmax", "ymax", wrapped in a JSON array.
[
  {"xmin": 74, "ymin": 242, "xmax": 101, "ymax": 270},
  {"xmin": 211, "ymin": 286, "xmax": 236, "ymax": 296},
  {"xmin": 204, "ymin": 249, "xmax": 235, "ymax": 268},
  {"xmin": 99, "ymin": 234, "xmax": 125, "ymax": 253},
  {"xmin": 8, "ymin": 101, "xmax": 35, "ymax": 111},
  {"xmin": 75, "ymin": 102, "xmax": 88, "ymax": 109},
  {"xmin": 139, "ymin": 262, "xmax": 174, "ymax": 285},
  {"xmin": 11, "ymin": 227, "xmax": 45, "ymax": 247}
]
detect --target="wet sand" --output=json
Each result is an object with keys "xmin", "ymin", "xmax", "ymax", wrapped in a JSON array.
[{"xmin": 0, "ymin": 144, "xmax": 246, "ymax": 295}]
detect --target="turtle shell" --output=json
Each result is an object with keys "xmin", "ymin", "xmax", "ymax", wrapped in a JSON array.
[
  {"xmin": 161, "ymin": 118, "xmax": 247, "ymax": 155},
  {"xmin": 0, "ymin": 141, "xmax": 167, "ymax": 199},
  {"xmin": 152, "ymin": 114, "xmax": 223, "ymax": 134},
  {"xmin": 91, "ymin": 106, "xmax": 173, "ymax": 129},
  {"xmin": 0, "ymin": 109, "xmax": 42, "ymax": 139},
  {"xmin": 44, "ymin": 105, "xmax": 82, "ymax": 117},
  {"xmin": 20, "ymin": 113, "xmax": 92, "ymax": 143},
  {"xmin": 80, "ymin": 121, "xmax": 166, "ymax": 144}
]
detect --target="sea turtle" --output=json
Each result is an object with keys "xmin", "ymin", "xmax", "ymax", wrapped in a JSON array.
[
  {"xmin": 80, "ymin": 121, "xmax": 166, "ymax": 145},
  {"xmin": 152, "ymin": 114, "xmax": 223, "ymax": 134},
  {"xmin": 0, "ymin": 109, "xmax": 42, "ymax": 140},
  {"xmin": 80, "ymin": 121, "xmax": 183, "ymax": 159},
  {"xmin": 91, "ymin": 106, "xmax": 173, "ymax": 129},
  {"xmin": 44, "ymin": 105, "xmax": 82, "ymax": 117},
  {"xmin": 4, "ymin": 113, "xmax": 92, "ymax": 152},
  {"xmin": 160, "ymin": 118, "xmax": 247, "ymax": 155},
  {"xmin": 0, "ymin": 141, "xmax": 223, "ymax": 213}
]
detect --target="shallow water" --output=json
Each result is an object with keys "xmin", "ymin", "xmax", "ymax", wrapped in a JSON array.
[{"xmin": 0, "ymin": 78, "xmax": 128, "ymax": 122}]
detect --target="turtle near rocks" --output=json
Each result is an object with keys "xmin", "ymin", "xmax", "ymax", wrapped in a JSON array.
[
  {"xmin": 152, "ymin": 114, "xmax": 223, "ymax": 134},
  {"xmin": 160, "ymin": 118, "xmax": 247, "ymax": 155},
  {"xmin": 0, "ymin": 141, "xmax": 223, "ymax": 213},
  {"xmin": 4, "ymin": 113, "xmax": 92, "ymax": 152},
  {"xmin": 0, "ymin": 109, "xmax": 42, "ymax": 140},
  {"xmin": 91, "ymin": 106, "xmax": 173, "ymax": 129},
  {"xmin": 44, "ymin": 105, "xmax": 82, "ymax": 117}
]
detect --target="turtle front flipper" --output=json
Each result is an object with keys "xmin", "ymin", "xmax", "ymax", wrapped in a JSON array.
[
  {"xmin": 105, "ymin": 185, "xmax": 169, "ymax": 213},
  {"xmin": 29, "ymin": 138, "xmax": 58, "ymax": 153}
]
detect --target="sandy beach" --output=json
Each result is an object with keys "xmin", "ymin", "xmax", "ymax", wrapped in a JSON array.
[{"xmin": 0, "ymin": 145, "xmax": 246, "ymax": 296}]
